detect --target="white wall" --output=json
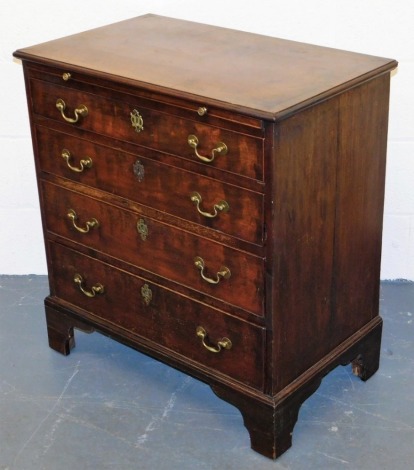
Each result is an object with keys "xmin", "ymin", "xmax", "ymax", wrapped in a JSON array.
[{"xmin": 1, "ymin": 1, "xmax": 413, "ymax": 278}]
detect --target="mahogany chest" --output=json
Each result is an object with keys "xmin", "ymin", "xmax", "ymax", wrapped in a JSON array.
[{"xmin": 14, "ymin": 15, "xmax": 397, "ymax": 458}]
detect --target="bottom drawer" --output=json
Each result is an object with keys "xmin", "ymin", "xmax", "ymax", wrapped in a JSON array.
[{"xmin": 48, "ymin": 242, "xmax": 265, "ymax": 390}]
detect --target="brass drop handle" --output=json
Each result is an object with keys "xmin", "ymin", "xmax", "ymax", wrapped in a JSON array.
[
  {"xmin": 56, "ymin": 98, "xmax": 88, "ymax": 123},
  {"xmin": 67, "ymin": 209, "xmax": 99, "ymax": 234},
  {"xmin": 194, "ymin": 256, "xmax": 231, "ymax": 285},
  {"xmin": 61, "ymin": 149, "xmax": 92, "ymax": 173},
  {"xmin": 73, "ymin": 273, "xmax": 104, "ymax": 298},
  {"xmin": 190, "ymin": 192, "xmax": 229, "ymax": 219},
  {"xmin": 188, "ymin": 134, "xmax": 228, "ymax": 163},
  {"xmin": 196, "ymin": 326, "xmax": 232, "ymax": 353}
]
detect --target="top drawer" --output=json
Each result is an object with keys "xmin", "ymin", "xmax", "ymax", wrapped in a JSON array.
[{"xmin": 29, "ymin": 78, "xmax": 264, "ymax": 181}]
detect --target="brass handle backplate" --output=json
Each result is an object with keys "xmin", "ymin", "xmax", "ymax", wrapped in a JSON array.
[
  {"xmin": 61, "ymin": 149, "xmax": 92, "ymax": 173},
  {"xmin": 67, "ymin": 209, "xmax": 99, "ymax": 234},
  {"xmin": 190, "ymin": 192, "xmax": 229, "ymax": 219},
  {"xmin": 196, "ymin": 326, "xmax": 232, "ymax": 353},
  {"xmin": 188, "ymin": 134, "xmax": 228, "ymax": 163},
  {"xmin": 194, "ymin": 256, "xmax": 231, "ymax": 285},
  {"xmin": 56, "ymin": 98, "xmax": 88, "ymax": 123},
  {"xmin": 73, "ymin": 273, "xmax": 104, "ymax": 298}
]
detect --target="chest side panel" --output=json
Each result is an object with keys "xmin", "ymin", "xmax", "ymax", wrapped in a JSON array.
[
  {"xmin": 269, "ymin": 75, "xmax": 392, "ymax": 392},
  {"xmin": 332, "ymin": 74, "xmax": 391, "ymax": 337},
  {"xmin": 269, "ymin": 97, "xmax": 339, "ymax": 391}
]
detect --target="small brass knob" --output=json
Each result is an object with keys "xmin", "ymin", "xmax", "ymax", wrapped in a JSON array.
[
  {"xmin": 197, "ymin": 107, "xmax": 208, "ymax": 116},
  {"xmin": 62, "ymin": 72, "xmax": 71, "ymax": 81}
]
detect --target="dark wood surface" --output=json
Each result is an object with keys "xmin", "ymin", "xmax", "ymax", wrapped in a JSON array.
[
  {"xmin": 15, "ymin": 15, "xmax": 397, "ymax": 459},
  {"xmin": 47, "ymin": 241, "xmax": 265, "ymax": 389},
  {"xmin": 269, "ymin": 74, "xmax": 392, "ymax": 392},
  {"xmin": 29, "ymin": 76, "xmax": 265, "ymax": 180},
  {"xmin": 269, "ymin": 96, "xmax": 338, "ymax": 391},
  {"xmin": 35, "ymin": 126, "xmax": 265, "ymax": 246},
  {"xmin": 14, "ymin": 14, "xmax": 396, "ymax": 120},
  {"xmin": 41, "ymin": 180, "xmax": 265, "ymax": 316}
]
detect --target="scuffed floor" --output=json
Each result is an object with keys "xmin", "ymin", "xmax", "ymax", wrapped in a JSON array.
[{"xmin": 0, "ymin": 276, "xmax": 413, "ymax": 469}]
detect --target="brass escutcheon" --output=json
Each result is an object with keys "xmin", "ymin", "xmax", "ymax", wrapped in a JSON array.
[
  {"xmin": 133, "ymin": 159, "xmax": 145, "ymax": 182},
  {"xmin": 141, "ymin": 283, "xmax": 152, "ymax": 306},
  {"xmin": 137, "ymin": 219, "xmax": 148, "ymax": 241},
  {"xmin": 130, "ymin": 109, "xmax": 144, "ymax": 133}
]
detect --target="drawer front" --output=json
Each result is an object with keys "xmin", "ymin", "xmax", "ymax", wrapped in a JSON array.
[
  {"xmin": 35, "ymin": 127, "xmax": 264, "ymax": 245},
  {"xmin": 42, "ymin": 181, "xmax": 265, "ymax": 316},
  {"xmin": 30, "ymin": 79, "xmax": 264, "ymax": 181},
  {"xmin": 49, "ymin": 242, "xmax": 265, "ymax": 390}
]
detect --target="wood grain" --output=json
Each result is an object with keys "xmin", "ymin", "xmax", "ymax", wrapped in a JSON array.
[
  {"xmin": 41, "ymin": 180, "xmax": 265, "ymax": 316},
  {"xmin": 30, "ymin": 78, "xmax": 264, "ymax": 180},
  {"xmin": 15, "ymin": 15, "xmax": 397, "ymax": 459},
  {"xmin": 48, "ymin": 241, "xmax": 265, "ymax": 389},
  {"xmin": 35, "ymin": 126, "xmax": 264, "ymax": 245},
  {"xmin": 14, "ymin": 14, "xmax": 396, "ymax": 119}
]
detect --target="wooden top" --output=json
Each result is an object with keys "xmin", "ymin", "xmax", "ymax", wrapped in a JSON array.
[{"xmin": 14, "ymin": 14, "xmax": 397, "ymax": 120}]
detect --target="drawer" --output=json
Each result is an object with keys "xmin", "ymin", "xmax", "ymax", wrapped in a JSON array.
[
  {"xmin": 35, "ymin": 127, "xmax": 264, "ymax": 245},
  {"xmin": 48, "ymin": 242, "xmax": 265, "ymax": 390},
  {"xmin": 41, "ymin": 181, "xmax": 265, "ymax": 316},
  {"xmin": 30, "ymin": 79, "xmax": 264, "ymax": 181}
]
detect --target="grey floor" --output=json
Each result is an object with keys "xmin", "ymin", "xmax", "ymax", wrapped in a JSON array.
[{"xmin": 0, "ymin": 277, "xmax": 413, "ymax": 470}]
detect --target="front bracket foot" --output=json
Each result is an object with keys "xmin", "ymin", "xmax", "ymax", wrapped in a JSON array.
[
  {"xmin": 211, "ymin": 377, "xmax": 322, "ymax": 459},
  {"xmin": 45, "ymin": 301, "xmax": 94, "ymax": 356}
]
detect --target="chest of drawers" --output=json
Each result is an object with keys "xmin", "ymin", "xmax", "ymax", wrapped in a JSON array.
[{"xmin": 14, "ymin": 15, "xmax": 397, "ymax": 459}]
